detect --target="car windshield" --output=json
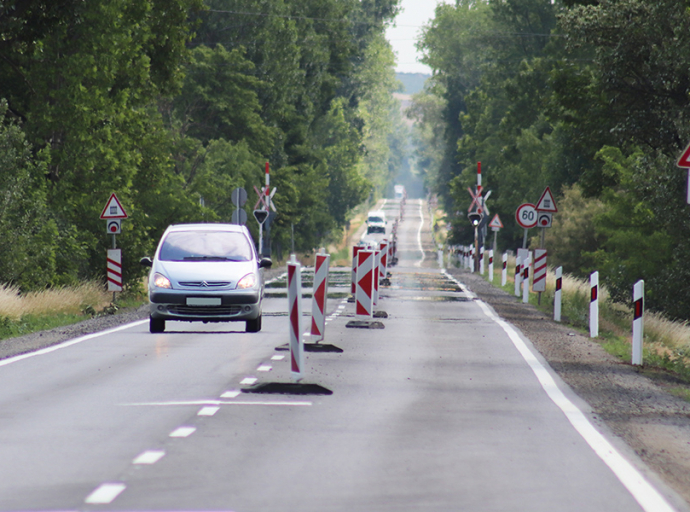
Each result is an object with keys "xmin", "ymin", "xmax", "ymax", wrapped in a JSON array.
[
  {"xmin": 159, "ymin": 231, "xmax": 253, "ymax": 262},
  {"xmin": 369, "ymin": 216, "xmax": 384, "ymax": 223}
]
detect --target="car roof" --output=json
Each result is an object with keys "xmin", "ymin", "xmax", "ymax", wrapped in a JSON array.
[
  {"xmin": 368, "ymin": 211, "xmax": 385, "ymax": 217},
  {"xmin": 165, "ymin": 223, "xmax": 248, "ymax": 233}
]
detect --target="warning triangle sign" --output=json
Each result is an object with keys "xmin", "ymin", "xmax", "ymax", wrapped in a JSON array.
[
  {"xmin": 100, "ymin": 193, "xmax": 128, "ymax": 219},
  {"xmin": 535, "ymin": 187, "xmax": 558, "ymax": 212},
  {"xmin": 488, "ymin": 214, "xmax": 503, "ymax": 229},
  {"xmin": 677, "ymin": 141, "xmax": 690, "ymax": 168}
]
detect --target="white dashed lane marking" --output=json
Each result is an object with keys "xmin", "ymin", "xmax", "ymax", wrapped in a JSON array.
[
  {"xmin": 197, "ymin": 406, "xmax": 220, "ymax": 416},
  {"xmin": 240, "ymin": 377, "xmax": 257, "ymax": 385},
  {"xmin": 169, "ymin": 426, "xmax": 196, "ymax": 438},
  {"xmin": 84, "ymin": 483, "xmax": 126, "ymax": 504},
  {"xmin": 132, "ymin": 450, "xmax": 165, "ymax": 465}
]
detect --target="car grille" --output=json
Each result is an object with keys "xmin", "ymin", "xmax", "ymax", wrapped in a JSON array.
[
  {"xmin": 178, "ymin": 281, "xmax": 232, "ymax": 288},
  {"xmin": 168, "ymin": 305, "xmax": 243, "ymax": 316}
]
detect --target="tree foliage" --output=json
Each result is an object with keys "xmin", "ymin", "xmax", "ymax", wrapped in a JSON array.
[{"xmin": 413, "ymin": 0, "xmax": 690, "ymax": 319}]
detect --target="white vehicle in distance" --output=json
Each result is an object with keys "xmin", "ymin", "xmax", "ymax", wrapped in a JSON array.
[
  {"xmin": 366, "ymin": 211, "xmax": 387, "ymax": 234},
  {"xmin": 140, "ymin": 223, "xmax": 272, "ymax": 334},
  {"xmin": 394, "ymin": 184, "xmax": 405, "ymax": 200}
]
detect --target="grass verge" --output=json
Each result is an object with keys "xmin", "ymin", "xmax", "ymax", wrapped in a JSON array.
[
  {"xmin": 466, "ymin": 256, "xmax": 690, "ymax": 384},
  {"xmin": 0, "ymin": 282, "xmax": 146, "ymax": 341}
]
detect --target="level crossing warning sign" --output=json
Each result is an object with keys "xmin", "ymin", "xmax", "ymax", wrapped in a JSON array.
[{"xmin": 100, "ymin": 194, "xmax": 128, "ymax": 219}]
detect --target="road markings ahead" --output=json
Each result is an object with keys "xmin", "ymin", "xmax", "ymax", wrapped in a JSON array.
[
  {"xmin": 122, "ymin": 400, "xmax": 312, "ymax": 407},
  {"xmin": 85, "ymin": 483, "xmax": 126, "ymax": 504},
  {"xmin": 414, "ymin": 202, "xmax": 425, "ymax": 268},
  {"xmin": 197, "ymin": 406, "xmax": 220, "ymax": 416},
  {"xmin": 443, "ymin": 271, "xmax": 675, "ymax": 512}
]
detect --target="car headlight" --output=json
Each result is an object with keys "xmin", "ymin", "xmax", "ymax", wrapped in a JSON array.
[
  {"xmin": 236, "ymin": 273, "xmax": 256, "ymax": 289},
  {"xmin": 153, "ymin": 272, "xmax": 172, "ymax": 289}
]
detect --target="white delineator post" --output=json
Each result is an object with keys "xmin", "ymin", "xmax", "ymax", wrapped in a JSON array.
[
  {"xmin": 488, "ymin": 250, "xmax": 494, "ymax": 282},
  {"xmin": 351, "ymin": 245, "xmax": 361, "ymax": 296},
  {"xmin": 310, "ymin": 250, "xmax": 330, "ymax": 342},
  {"xmin": 554, "ymin": 266, "xmax": 563, "ymax": 322},
  {"xmin": 514, "ymin": 256, "xmax": 522, "ymax": 297},
  {"xmin": 355, "ymin": 250, "xmax": 374, "ymax": 319},
  {"xmin": 632, "ymin": 280, "xmax": 644, "ymax": 366},
  {"xmin": 287, "ymin": 255, "xmax": 303, "ymax": 382},
  {"xmin": 590, "ymin": 271, "xmax": 599, "ymax": 338},
  {"xmin": 479, "ymin": 246, "xmax": 485, "ymax": 275},
  {"xmin": 522, "ymin": 254, "xmax": 531, "ymax": 304},
  {"xmin": 501, "ymin": 253, "xmax": 508, "ymax": 287}
]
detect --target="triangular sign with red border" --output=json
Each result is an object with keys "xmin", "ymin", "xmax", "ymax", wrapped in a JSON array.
[
  {"xmin": 100, "ymin": 193, "xmax": 128, "ymax": 219},
  {"xmin": 677, "ymin": 141, "xmax": 690, "ymax": 168},
  {"xmin": 488, "ymin": 214, "xmax": 503, "ymax": 229},
  {"xmin": 535, "ymin": 187, "xmax": 558, "ymax": 213}
]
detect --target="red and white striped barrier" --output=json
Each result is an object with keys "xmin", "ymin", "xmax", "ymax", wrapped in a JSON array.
[
  {"xmin": 373, "ymin": 249, "xmax": 380, "ymax": 306},
  {"xmin": 310, "ymin": 250, "xmax": 330, "ymax": 342},
  {"xmin": 632, "ymin": 280, "xmax": 644, "ymax": 365},
  {"xmin": 501, "ymin": 253, "xmax": 507, "ymax": 286},
  {"xmin": 379, "ymin": 240, "xmax": 388, "ymax": 279},
  {"xmin": 479, "ymin": 246, "xmax": 485, "ymax": 275},
  {"xmin": 287, "ymin": 255, "xmax": 303, "ymax": 382},
  {"xmin": 554, "ymin": 266, "xmax": 563, "ymax": 322},
  {"xmin": 532, "ymin": 249, "xmax": 547, "ymax": 292},
  {"xmin": 351, "ymin": 245, "xmax": 361, "ymax": 295},
  {"xmin": 488, "ymin": 250, "xmax": 494, "ymax": 282},
  {"xmin": 107, "ymin": 249, "xmax": 122, "ymax": 292},
  {"xmin": 590, "ymin": 271, "xmax": 599, "ymax": 338},
  {"xmin": 355, "ymin": 250, "xmax": 375, "ymax": 319},
  {"xmin": 522, "ymin": 254, "xmax": 531, "ymax": 304},
  {"xmin": 514, "ymin": 256, "xmax": 522, "ymax": 297}
]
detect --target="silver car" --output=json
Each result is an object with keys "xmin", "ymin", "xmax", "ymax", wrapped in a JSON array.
[{"xmin": 140, "ymin": 223, "xmax": 272, "ymax": 333}]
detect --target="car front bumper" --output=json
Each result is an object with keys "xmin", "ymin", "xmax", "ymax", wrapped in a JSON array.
[{"xmin": 149, "ymin": 290, "xmax": 262, "ymax": 322}]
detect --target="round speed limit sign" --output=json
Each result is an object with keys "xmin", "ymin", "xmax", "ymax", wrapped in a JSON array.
[{"xmin": 515, "ymin": 203, "xmax": 538, "ymax": 229}]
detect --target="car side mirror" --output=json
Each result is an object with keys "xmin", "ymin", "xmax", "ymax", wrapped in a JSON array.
[
  {"xmin": 259, "ymin": 258, "xmax": 273, "ymax": 269},
  {"xmin": 140, "ymin": 257, "xmax": 153, "ymax": 267}
]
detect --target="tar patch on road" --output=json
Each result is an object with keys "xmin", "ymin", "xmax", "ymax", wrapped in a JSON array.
[{"xmin": 242, "ymin": 383, "xmax": 333, "ymax": 395}]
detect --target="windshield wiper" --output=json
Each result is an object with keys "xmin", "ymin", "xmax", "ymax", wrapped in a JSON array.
[{"xmin": 182, "ymin": 256, "xmax": 233, "ymax": 261}]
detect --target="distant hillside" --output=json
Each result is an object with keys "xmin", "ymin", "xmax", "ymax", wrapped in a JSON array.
[{"xmin": 396, "ymin": 72, "xmax": 430, "ymax": 95}]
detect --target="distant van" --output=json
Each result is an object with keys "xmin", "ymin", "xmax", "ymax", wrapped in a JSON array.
[
  {"xmin": 394, "ymin": 184, "xmax": 405, "ymax": 200},
  {"xmin": 366, "ymin": 211, "xmax": 386, "ymax": 234}
]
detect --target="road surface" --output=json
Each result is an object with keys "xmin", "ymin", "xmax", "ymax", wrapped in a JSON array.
[{"xmin": 0, "ymin": 199, "xmax": 682, "ymax": 511}]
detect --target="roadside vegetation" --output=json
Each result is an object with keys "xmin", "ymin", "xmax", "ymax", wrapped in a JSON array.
[{"xmin": 414, "ymin": 0, "xmax": 690, "ymax": 325}]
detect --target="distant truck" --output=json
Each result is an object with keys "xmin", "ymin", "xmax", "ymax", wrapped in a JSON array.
[{"xmin": 394, "ymin": 184, "xmax": 405, "ymax": 200}]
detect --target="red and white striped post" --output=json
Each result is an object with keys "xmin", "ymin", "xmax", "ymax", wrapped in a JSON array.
[
  {"xmin": 590, "ymin": 271, "xmax": 599, "ymax": 338},
  {"xmin": 632, "ymin": 280, "xmax": 644, "ymax": 365},
  {"xmin": 107, "ymin": 249, "xmax": 123, "ymax": 292},
  {"xmin": 379, "ymin": 240, "xmax": 388, "ymax": 280},
  {"xmin": 488, "ymin": 250, "xmax": 494, "ymax": 282},
  {"xmin": 310, "ymin": 249, "xmax": 330, "ymax": 342},
  {"xmin": 355, "ymin": 250, "xmax": 375, "ymax": 319},
  {"xmin": 554, "ymin": 266, "xmax": 563, "ymax": 322},
  {"xmin": 514, "ymin": 256, "xmax": 522, "ymax": 297},
  {"xmin": 479, "ymin": 246, "xmax": 485, "ymax": 275},
  {"xmin": 287, "ymin": 255, "xmax": 303, "ymax": 382},
  {"xmin": 373, "ymin": 249, "xmax": 380, "ymax": 307},
  {"xmin": 532, "ymin": 249, "xmax": 547, "ymax": 293},
  {"xmin": 522, "ymin": 254, "xmax": 531, "ymax": 304},
  {"xmin": 351, "ymin": 245, "xmax": 361, "ymax": 295},
  {"xmin": 501, "ymin": 253, "xmax": 508, "ymax": 286}
]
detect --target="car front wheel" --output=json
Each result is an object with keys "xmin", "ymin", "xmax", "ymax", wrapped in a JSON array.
[
  {"xmin": 246, "ymin": 314, "xmax": 262, "ymax": 333},
  {"xmin": 150, "ymin": 316, "xmax": 165, "ymax": 333}
]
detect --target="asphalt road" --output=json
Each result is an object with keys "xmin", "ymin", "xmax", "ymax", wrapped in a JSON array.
[{"xmin": 0, "ymin": 199, "xmax": 682, "ymax": 511}]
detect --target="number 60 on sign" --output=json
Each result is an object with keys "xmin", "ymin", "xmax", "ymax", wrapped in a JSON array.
[{"xmin": 515, "ymin": 203, "xmax": 537, "ymax": 229}]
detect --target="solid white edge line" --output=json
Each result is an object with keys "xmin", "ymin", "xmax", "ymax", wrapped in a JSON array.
[
  {"xmin": 84, "ymin": 483, "xmax": 126, "ymax": 504},
  {"xmin": 0, "ymin": 319, "xmax": 148, "ymax": 369},
  {"xmin": 132, "ymin": 450, "xmax": 165, "ymax": 465},
  {"xmin": 123, "ymin": 400, "xmax": 312, "ymax": 407},
  {"xmin": 442, "ymin": 271, "xmax": 675, "ymax": 512}
]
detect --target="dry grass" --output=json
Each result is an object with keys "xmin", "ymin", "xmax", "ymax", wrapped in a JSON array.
[{"xmin": 0, "ymin": 282, "xmax": 110, "ymax": 320}]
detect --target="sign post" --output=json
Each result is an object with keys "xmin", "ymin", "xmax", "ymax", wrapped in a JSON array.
[
  {"xmin": 100, "ymin": 194, "xmax": 128, "ymax": 301},
  {"xmin": 534, "ymin": 187, "xmax": 558, "ymax": 304}
]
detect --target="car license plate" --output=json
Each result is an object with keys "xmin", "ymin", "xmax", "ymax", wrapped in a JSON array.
[{"xmin": 186, "ymin": 297, "xmax": 221, "ymax": 306}]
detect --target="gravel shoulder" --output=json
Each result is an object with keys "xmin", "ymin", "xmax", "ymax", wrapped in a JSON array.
[{"xmin": 448, "ymin": 268, "xmax": 690, "ymax": 509}]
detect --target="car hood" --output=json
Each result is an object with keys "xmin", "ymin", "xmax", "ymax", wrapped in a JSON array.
[{"xmin": 154, "ymin": 260, "xmax": 257, "ymax": 288}]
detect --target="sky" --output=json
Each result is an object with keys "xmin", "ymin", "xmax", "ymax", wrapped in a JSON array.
[{"xmin": 385, "ymin": 0, "xmax": 451, "ymax": 75}]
